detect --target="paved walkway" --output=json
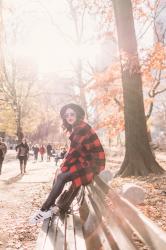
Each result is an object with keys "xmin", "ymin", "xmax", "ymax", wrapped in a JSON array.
[{"xmin": 0, "ymin": 150, "xmax": 58, "ymax": 250}]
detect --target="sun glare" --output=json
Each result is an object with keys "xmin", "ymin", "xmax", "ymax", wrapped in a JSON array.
[
  {"xmin": 5, "ymin": 0, "xmax": 99, "ymax": 77},
  {"xmin": 13, "ymin": 23, "xmax": 99, "ymax": 77}
]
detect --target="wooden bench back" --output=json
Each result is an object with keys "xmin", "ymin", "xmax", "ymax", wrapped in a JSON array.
[{"xmin": 83, "ymin": 176, "xmax": 166, "ymax": 250}]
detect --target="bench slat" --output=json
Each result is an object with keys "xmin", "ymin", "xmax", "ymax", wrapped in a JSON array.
[
  {"xmin": 93, "ymin": 177, "xmax": 166, "ymax": 250},
  {"xmin": 88, "ymin": 185, "xmax": 140, "ymax": 249},
  {"xmin": 65, "ymin": 213, "xmax": 76, "ymax": 250},
  {"xmin": 53, "ymin": 216, "xmax": 66, "ymax": 250},
  {"xmin": 111, "ymin": 193, "xmax": 166, "ymax": 250},
  {"xmin": 86, "ymin": 186, "xmax": 137, "ymax": 250},
  {"xmin": 36, "ymin": 218, "xmax": 51, "ymax": 250},
  {"xmin": 73, "ymin": 214, "xmax": 87, "ymax": 250},
  {"xmin": 43, "ymin": 216, "xmax": 59, "ymax": 250},
  {"xmin": 85, "ymin": 190, "xmax": 117, "ymax": 250}
]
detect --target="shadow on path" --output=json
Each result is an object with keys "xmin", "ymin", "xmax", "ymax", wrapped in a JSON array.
[
  {"xmin": 29, "ymin": 167, "xmax": 47, "ymax": 172},
  {"xmin": 16, "ymin": 181, "xmax": 49, "ymax": 184},
  {"xmin": 4, "ymin": 174, "xmax": 23, "ymax": 185}
]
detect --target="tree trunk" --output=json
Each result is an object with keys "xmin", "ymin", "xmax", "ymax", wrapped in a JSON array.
[
  {"xmin": 77, "ymin": 58, "xmax": 88, "ymax": 119},
  {"xmin": 112, "ymin": 0, "xmax": 164, "ymax": 176},
  {"xmin": 16, "ymin": 105, "xmax": 24, "ymax": 142}
]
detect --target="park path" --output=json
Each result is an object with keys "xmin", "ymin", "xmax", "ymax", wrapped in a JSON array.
[{"xmin": 0, "ymin": 150, "xmax": 57, "ymax": 250}]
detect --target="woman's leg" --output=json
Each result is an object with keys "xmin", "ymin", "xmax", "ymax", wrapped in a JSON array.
[
  {"xmin": 23, "ymin": 156, "xmax": 28, "ymax": 173},
  {"xmin": 0, "ymin": 158, "xmax": 3, "ymax": 175},
  {"xmin": 41, "ymin": 171, "xmax": 74, "ymax": 211},
  {"xmin": 19, "ymin": 157, "xmax": 24, "ymax": 174}
]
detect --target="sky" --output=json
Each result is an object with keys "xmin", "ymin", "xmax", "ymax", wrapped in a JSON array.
[
  {"xmin": 4, "ymin": 0, "xmax": 100, "ymax": 78},
  {"xmin": 3, "ymin": 0, "xmax": 163, "ymax": 79}
]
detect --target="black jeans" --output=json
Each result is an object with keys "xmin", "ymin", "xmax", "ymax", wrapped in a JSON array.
[
  {"xmin": 41, "ymin": 171, "xmax": 76, "ymax": 211},
  {"xmin": 0, "ymin": 157, "xmax": 4, "ymax": 174},
  {"xmin": 18, "ymin": 156, "xmax": 28, "ymax": 173},
  {"xmin": 34, "ymin": 153, "xmax": 38, "ymax": 161}
]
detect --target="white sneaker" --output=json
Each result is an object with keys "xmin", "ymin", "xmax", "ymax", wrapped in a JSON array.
[{"xmin": 29, "ymin": 209, "xmax": 52, "ymax": 224}]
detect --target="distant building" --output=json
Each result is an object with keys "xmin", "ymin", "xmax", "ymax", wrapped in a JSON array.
[
  {"xmin": 154, "ymin": 0, "xmax": 166, "ymax": 42},
  {"xmin": 94, "ymin": 32, "xmax": 117, "ymax": 72},
  {"xmin": 152, "ymin": 0, "xmax": 166, "ymax": 140}
]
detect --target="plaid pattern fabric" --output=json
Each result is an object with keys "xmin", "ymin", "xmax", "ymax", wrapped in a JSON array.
[{"xmin": 61, "ymin": 121, "xmax": 105, "ymax": 187}]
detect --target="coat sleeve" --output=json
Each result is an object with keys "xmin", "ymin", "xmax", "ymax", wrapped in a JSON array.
[
  {"xmin": 60, "ymin": 130, "xmax": 86, "ymax": 172},
  {"xmin": 0, "ymin": 143, "xmax": 7, "ymax": 155},
  {"xmin": 15, "ymin": 145, "xmax": 19, "ymax": 151},
  {"xmin": 83, "ymin": 129, "xmax": 105, "ymax": 174}
]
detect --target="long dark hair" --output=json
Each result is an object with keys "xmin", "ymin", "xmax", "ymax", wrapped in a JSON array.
[{"xmin": 60, "ymin": 103, "xmax": 85, "ymax": 132}]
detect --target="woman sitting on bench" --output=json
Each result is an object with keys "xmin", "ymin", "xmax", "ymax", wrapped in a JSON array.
[{"xmin": 30, "ymin": 103, "xmax": 105, "ymax": 224}]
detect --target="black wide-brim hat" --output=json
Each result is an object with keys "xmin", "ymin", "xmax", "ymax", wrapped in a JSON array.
[{"xmin": 60, "ymin": 103, "xmax": 85, "ymax": 120}]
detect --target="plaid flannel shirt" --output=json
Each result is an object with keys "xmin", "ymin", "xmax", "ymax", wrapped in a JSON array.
[{"xmin": 61, "ymin": 121, "xmax": 105, "ymax": 187}]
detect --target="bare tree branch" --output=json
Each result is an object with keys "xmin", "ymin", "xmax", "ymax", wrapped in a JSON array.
[
  {"xmin": 155, "ymin": 88, "xmax": 166, "ymax": 95},
  {"xmin": 37, "ymin": 0, "xmax": 74, "ymax": 44}
]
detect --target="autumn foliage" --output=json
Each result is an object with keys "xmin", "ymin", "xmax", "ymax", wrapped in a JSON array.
[{"xmin": 87, "ymin": 0, "xmax": 166, "ymax": 141}]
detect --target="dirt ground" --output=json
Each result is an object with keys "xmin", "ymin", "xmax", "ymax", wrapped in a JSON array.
[
  {"xmin": 0, "ymin": 150, "xmax": 165, "ymax": 249},
  {"xmin": 109, "ymin": 150, "xmax": 166, "ymax": 232}
]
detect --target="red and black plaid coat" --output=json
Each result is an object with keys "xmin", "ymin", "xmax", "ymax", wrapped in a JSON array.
[{"xmin": 61, "ymin": 121, "xmax": 105, "ymax": 187}]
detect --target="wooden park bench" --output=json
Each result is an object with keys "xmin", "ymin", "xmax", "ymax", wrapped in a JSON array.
[{"xmin": 36, "ymin": 175, "xmax": 166, "ymax": 250}]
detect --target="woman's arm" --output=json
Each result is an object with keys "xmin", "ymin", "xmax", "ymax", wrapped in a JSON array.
[
  {"xmin": 61, "ymin": 129, "xmax": 87, "ymax": 172},
  {"xmin": 83, "ymin": 129, "xmax": 105, "ymax": 174}
]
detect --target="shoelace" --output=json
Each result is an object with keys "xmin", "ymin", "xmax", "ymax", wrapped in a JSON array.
[{"xmin": 35, "ymin": 213, "xmax": 44, "ymax": 220}]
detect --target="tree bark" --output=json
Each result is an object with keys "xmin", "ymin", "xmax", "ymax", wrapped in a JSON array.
[
  {"xmin": 16, "ymin": 105, "xmax": 24, "ymax": 142},
  {"xmin": 112, "ymin": 0, "xmax": 164, "ymax": 176},
  {"xmin": 77, "ymin": 58, "xmax": 88, "ymax": 118},
  {"xmin": 68, "ymin": 1, "xmax": 88, "ymax": 120}
]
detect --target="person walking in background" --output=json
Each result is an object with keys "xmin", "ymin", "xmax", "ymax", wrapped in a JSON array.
[
  {"xmin": 39, "ymin": 144, "xmax": 46, "ymax": 161},
  {"xmin": 0, "ymin": 137, "xmax": 7, "ymax": 175},
  {"xmin": 32, "ymin": 144, "xmax": 39, "ymax": 162},
  {"xmin": 53, "ymin": 148, "xmax": 60, "ymax": 166},
  {"xmin": 16, "ymin": 138, "xmax": 29, "ymax": 174},
  {"xmin": 59, "ymin": 147, "xmax": 67, "ymax": 160},
  {"xmin": 30, "ymin": 103, "xmax": 105, "ymax": 223},
  {"xmin": 46, "ymin": 143, "xmax": 52, "ymax": 161}
]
